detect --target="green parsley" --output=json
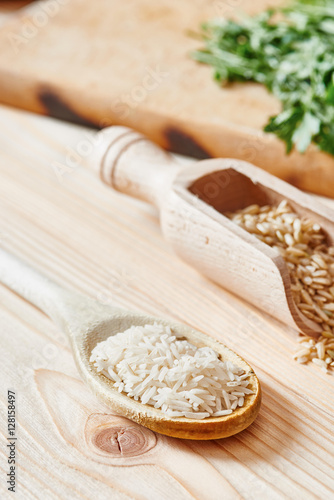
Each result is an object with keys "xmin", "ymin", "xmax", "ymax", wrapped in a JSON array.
[{"xmin": 192, "ymin": 0, "xmax": 334, "ymax": 155}]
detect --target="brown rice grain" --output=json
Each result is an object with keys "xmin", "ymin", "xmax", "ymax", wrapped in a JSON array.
[{"xmin": 227, "ymin": 200, "xmax": 334, "ymax": 373}]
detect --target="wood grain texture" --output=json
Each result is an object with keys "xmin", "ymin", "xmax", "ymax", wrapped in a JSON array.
[
  {"xmin": 0, "ymin": 104, "xmax": 334, "ymax": 498},
  {"xmin": 1, "ymin": 0, "xmax": 334, "ymax": 196}
]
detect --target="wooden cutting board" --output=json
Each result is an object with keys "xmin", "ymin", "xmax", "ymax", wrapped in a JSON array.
[{"xmin": 1, "ymin": 0, "xmax": 334, "ymax": 197}]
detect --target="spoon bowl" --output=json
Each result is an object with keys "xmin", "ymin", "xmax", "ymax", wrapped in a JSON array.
[
  {"xmin": 76, "ymin": 313, "xmax": 261, "ymax": 440},
  {"xmin": 0, "ymin": 249, "xmax": 261, "ymax": 440}
]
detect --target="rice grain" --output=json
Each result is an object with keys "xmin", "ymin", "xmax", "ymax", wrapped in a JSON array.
[
  {"xmin": 227, "ymin": 201, "xmax": 334, "ymax": 374},
  {"xmin": 90, "ymin": 323, "xmax": 253, "ymax": 419}
]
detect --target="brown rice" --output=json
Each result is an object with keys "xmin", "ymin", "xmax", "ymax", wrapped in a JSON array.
[{"xmin": 227, "ymin": 200, "xmax": 334, "ymax": 374}]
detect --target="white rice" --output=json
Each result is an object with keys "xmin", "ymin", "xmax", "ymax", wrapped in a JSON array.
[{"xmin": 90, "ymin": 323, "xmax": 253, "ymax": 419}]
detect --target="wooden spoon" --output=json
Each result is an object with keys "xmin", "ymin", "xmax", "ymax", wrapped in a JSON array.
[
  {"xmin": 93, "ymin": 126, "xmax": 334, "ymax": 338},
  {"xmin": 0, "ymin": 248, "xmax": 261, "ymax": 440}
]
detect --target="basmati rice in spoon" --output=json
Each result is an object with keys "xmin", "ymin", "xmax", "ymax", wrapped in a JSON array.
[{"xmin": 90, "ymin": 323, "xmax": 253, "ymax": 419}]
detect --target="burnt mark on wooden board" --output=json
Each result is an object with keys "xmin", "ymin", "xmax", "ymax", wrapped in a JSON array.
[
  {"xmin": 164, "ymin": 126, "xmax": 211, "ymax": 159},
  {"xmin": 38, "ymin": 87, "xmax": 100, "ymax": 128},
  {"xmin": 284, "ymin": 173, "xmax": 303, "ymax": 189}
]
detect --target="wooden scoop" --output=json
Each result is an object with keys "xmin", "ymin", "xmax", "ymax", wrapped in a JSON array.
[
  {"xmin": 0, "ymin": 248, "xmax": 261, "ymax": 440},
  {"xmin": 93, "ymin": 126, "xmax": 334, "ymax": 338}
]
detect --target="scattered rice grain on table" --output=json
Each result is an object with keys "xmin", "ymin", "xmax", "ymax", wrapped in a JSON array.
[
  {"xmin": 90, "ymin": 323, "xmax": 253, "ymax": 419},
  {"xmin": 227, "ymin": 200, "xmax": 334, "ymax": 374}
]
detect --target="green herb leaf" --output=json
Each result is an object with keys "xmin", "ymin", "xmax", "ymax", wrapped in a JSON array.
[{"xmin": 191, "ymin": 0, "xmax": 334, "ymax": 156}]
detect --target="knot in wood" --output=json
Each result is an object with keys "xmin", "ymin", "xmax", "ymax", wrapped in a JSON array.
[{"xmin": 91, "ymin": 422, "xmax": 156, "ymax": 458}]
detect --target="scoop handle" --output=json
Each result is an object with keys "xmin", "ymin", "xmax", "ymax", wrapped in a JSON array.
[{"xmin": 92, "ymin": 126, "xmax": 182, "ymax": 208}]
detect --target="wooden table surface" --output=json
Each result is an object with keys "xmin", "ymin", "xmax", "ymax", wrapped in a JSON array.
[{"xmin": 1, "ymin": 99, "xmax": 334, "ymax": 499}]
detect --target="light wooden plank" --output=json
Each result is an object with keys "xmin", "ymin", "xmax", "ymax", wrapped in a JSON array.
[{"xmin": 0, "ymin": 104, "xmax": 333, "ymax": 499}]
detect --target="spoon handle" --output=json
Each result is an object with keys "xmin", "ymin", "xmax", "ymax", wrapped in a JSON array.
[
  {"xmin": 92, "ymin": 126, "xmax": 182, "ymax": 208},
  {"xmin": 0, "ymin": 248, "xmax": 80, "ymax": 329}
]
